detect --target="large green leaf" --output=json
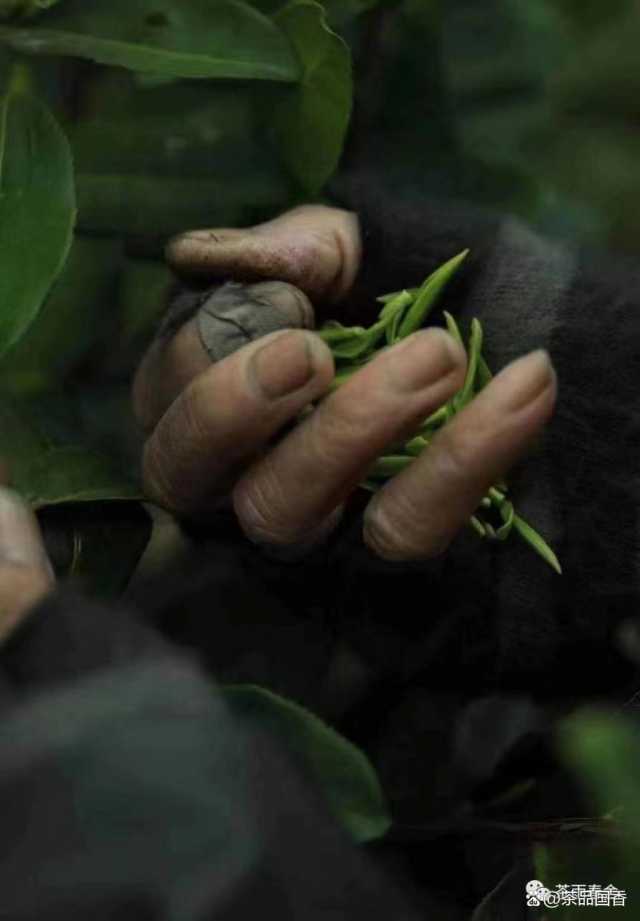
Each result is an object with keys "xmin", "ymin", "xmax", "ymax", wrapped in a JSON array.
[
  {"xmin": 559, "ymin": 709, "xmax": 640, "ymax": 844},
  {"xmin": 270, "ymin": 1, "xmax": 352, "ymax": 192},
  {"xmin": 67, "ymin": 74, "xmax": 292, "ymax": 235},
  {"xmin": 0, "ymin": 398, "xmax": 47, "ymax": 474},
  {"xmin": 251, "ymin": 0, "xmax": 384, "ymax": 27},
  {"xmin": 76, "ymin": 171, "xmax": 289, "ymax": 236},
  {"xmin": 0, "ymin": 0, "xmax": 300, "ymax": 81},
  {"xmin": 528, "ymin": 708, "xmax": 640, "ymax": 919},
  {"xmin": 12, "ymin": 445, "xmax": 141, "ymax": 509},
  {"xmin": 0, "ymin": 235, "xmax": 122, "ymax": 393},
  {"xmin": 0, "ymin": 79, "xmax": 75, "ymax": 358},
  {"xmin": 0, "ymin": 0, "xmax": 60, "ymax": 18},
  {"xmin": 224, "ymin": 684, "xmax": 391, "ymax": 843}
]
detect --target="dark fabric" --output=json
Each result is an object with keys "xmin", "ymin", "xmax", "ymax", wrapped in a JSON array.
[
  {"xmin": 0, "ymin": 590, "xmax": 422, "ymax": 921},
  {"xmin": 323, "ymin": 174, "xmax": 640, "ymax": 696}
]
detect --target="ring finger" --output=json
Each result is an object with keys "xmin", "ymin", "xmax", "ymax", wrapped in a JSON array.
[{"xmin": 232, "ymin": 329, "xmax": 467, "ymax": 546}]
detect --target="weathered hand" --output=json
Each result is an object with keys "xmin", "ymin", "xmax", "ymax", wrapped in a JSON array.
[
  {"xmin": 0, "ymin": 472, "xmax": 54, "ymax": 643},
  {"xmin": 133, "ymin": 205, "xmax": 557, "ymax": 560}
]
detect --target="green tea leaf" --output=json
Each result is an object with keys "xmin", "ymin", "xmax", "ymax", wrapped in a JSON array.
[
  {"xmin": 0, "ymin": 0, "xmax": 299, "ymax": 81},
  {"xmin": 396, "ymin": 249, "xmax": 469, "ymax": 339},
  {"xmin": 477, "ymin": 354, "xmax": 493, "ymax": 388},
  {"xmin": 512, "ymin": 512, "xmax": 562, "ymax": 574},
  {"xmin": 224, "ymin": 683, "xmax": 391, "ymax": 843},
  {"xmin": 318, "ymin": 318, "xmax": 387, "ymax": 361},
  {"xmin": 271, "ymin": 1, "xmax": 352, "ymax": 192},
  {"xmin": 0, "ymin": 79, "xmax": 75, "ymax": 357},
  {"xmin": 458, "ymin": 317, "xmax": 483, "ymax": 409},
  {"xmin": 404, "ymin": 434, "xmax": 430, "ymax": 457},
  {"xmin": 559, "ymin": 710, "xmax": 640, "ymax": 832},
  {"xmin": 368, "ymin": 455, "xmax": 414, "ymax": 479},
  {"xmin": 494, "ymin": 499, "xmax": 514, "ymax": 540},
  {"xmin": 442, "ymin": 310, "xmax": 465, "ymax": 348},
  {"xmin": 378, "ymin": 288, "xmax": 414, "ymax": 344},
  {"xmin": 470, "ymin": 515, "xmax": 487, "ymax": 538}
]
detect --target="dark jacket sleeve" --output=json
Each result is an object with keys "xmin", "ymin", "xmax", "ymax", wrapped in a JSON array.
[
  {"xmin": 318, "ymin": 174, "xmax": 640, "ymax": 697},
  {"xmin": 0, "ymin": 589, "xmax": 421, "ymax": 921}
]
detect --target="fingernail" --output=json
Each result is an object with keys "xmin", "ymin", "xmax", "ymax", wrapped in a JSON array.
[
  {"xmin": 251, "ymin": 331, "xmax": 327, "ymax": 399},
  {"xmin": 257, "ymin": 506, "xmax": 344, "ymax": 562},
  {"xmin": 387, "ymin": 329, "xmax": 464, "ymax": 393},
  {"xmin": 496, "ymin": 349, "xmax": 555, "ymax": 413}
]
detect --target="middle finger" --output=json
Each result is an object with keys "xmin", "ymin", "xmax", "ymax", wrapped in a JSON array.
[{"xmin": 233, "ymin": 329, "xmax": 466, "ymax": 546}]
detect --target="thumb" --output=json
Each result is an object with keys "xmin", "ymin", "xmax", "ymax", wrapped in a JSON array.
[{"xmin": 165, "ymin": 204, "xmax": 361, "ymax": 305}]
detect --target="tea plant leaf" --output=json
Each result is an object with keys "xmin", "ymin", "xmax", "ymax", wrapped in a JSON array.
[
  {"xmin": 321, "ymin": 259, "xmax": 562, "ymax": 574},
  {"xmin": 0, "ymin": 0, "xmax": 299, "ymax": 81},
  {"xmin": 459, "ymin": 317, "xmax": 483, "ymax": 407},
  {"xmin": 396, "ymin": 249, "xmax": 469, "ymax": 339},
  {"xmin": 0, "ymin": 0, "xmax": 61, "ymax": 18},
  {"xmin": 380, "ymin": 289, "xmax": 414, "ymax": 344},
  {"xmin": 223, "ymin": 683, "xmax": 391, "ymax": 843},
  {"xmin": 12, "ymin": 446, "xmax": 142, "ymax": 509},
  {"xmin": 512, "ymin": 512, "xmax": 562, "ymax": 574},
  {"xmin": 559, "ymin": 709, "xmax": 640, "ymax": 835},
  {"xmin": 477, "ymin": 354, "xmax": 494, "ymax": 388},
  {"xmin": 368, "ymin": 455, "xmax": 414, "ymax": 479},
  {"xmin": 0, "ymin": 77, "xmax": 75, "ymax": 358},
  {"xmin": 318, "ymin": 318, "xmax": 388, "ymax": 361},
  {"xmin": 271, "ymin": 1, "xmax": 352, "ymax": 192},
  {"xmin": 0, "ymin": 235, "xmax": 122, "ymax": 393},
  {"xmin": 442, "ymin": 310, "xmax": 465, "ymax": 348},
  {"xmin": 0, "ymin": 398, "xmax": 47, "ymax": 472}
]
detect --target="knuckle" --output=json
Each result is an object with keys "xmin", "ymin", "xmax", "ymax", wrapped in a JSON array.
[
  {"xmin": 309, "ymin": 399, "xmax": 376, "ymax": 471},
  {"xmin": 142, "ymin": 433, "xmax": 183, "ymax": 512},
  {"xmin": 363, "ymin": 501, "xmax": 419, "ymax": 561},
  {"xmin": 233, "ymin": 464, "xmax": 293, "ymax": 545},
  {"xmin": 179, "ymin": 382, "xmax": 211, "ymax": 448},
  {"xmin": 432, "ymin": 425, "xmax": 476, "ymax": 484}
]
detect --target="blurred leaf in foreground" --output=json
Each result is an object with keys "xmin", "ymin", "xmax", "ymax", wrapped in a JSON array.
[
  {"xmin": 0, "ymin": 72, "xmax": 75, "ymax": 357},
  {"xmin": 0, "ymin": 0, "xmax": 60, "ymax": 20},
  {"xmin": 0, "ymin": 0, "xmax": 299, "ymax": 81},
  {"xmin": 0, "ymin": 235, "xmax": 122, "ymax": 393},
  {"xmin": 12, "ymin": 445, "xmax": 141, "ymax": 509},
  {"xmin": 270, "ymin": 0, "xmax": 352, "ymax": 192},
  {"xmin": 224, "ymin": 683, "xmax": 391, "ymax": 843}
]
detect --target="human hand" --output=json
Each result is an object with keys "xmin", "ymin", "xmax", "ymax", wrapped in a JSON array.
[
  {"xmin": 133, "ymin": 205, "xmax": 557, "ymax": 561},
  {"xmin": 0, "ymin": 470, "xmax": 54, "ymax": 643}
]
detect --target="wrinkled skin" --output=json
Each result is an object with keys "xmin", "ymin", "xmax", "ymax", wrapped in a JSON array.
[
  {"xmin": 0, "ymin": 205, "xmax": 557, "ymax": 643},
  {"xmin": 133, "ymin": 205, "xmax": 557, "ymax": 561}
]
